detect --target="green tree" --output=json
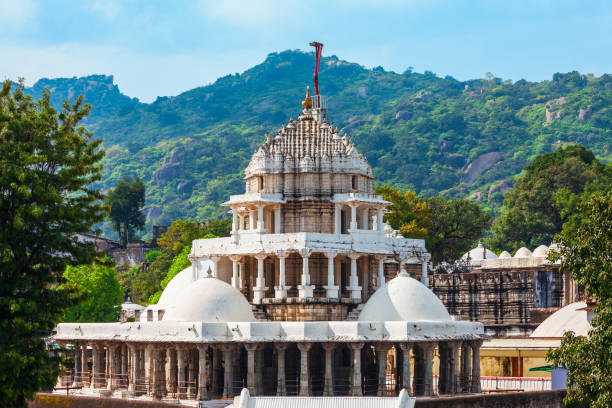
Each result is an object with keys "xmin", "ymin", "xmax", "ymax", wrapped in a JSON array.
[
  {"xmin": 60, "ymin": 262, "xmax": 123, "ymax": 322},
  {"xmin": 425, "ymin": 196, "xmax": 492, "ymax": 263},
  {"xmin": 374, "ymin": 185, "xmax": 430, "ymax": 238},
  {"xmin": 0, "ymin": 81, "xmax": 105, "ymax": 407},
  {"xmin": 548, "ymin": 191, "xmax": 612, "ymax": 408},
  {"xmin": 105, "ymin": 175, "xmax": 146, "ymax": 246},
  {"xmin": 488, "ymin": 146, "xmax": 608, "ymax": 253},
  {"xmin": 375, "ymin": 185, "xmax": 490, "ymax": 263}
]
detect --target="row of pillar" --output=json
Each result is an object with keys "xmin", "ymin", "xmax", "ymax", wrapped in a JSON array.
[
  {"xmin": 68, "ymin": 340, "xmax": 481, "ymax": 399},
  {"xmin": 231, "ymin": 204, "xmax": 281, "ymax": 234}
]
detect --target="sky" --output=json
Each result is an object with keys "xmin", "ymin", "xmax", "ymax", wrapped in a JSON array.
[{"xmin": 1, "ymin": 0, "xmax": 611, "ymax": 102}]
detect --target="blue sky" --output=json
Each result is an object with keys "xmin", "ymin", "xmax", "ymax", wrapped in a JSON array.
[{"xmin": 1, "ymin": 0, "xmax": 610, "ymax": 102}]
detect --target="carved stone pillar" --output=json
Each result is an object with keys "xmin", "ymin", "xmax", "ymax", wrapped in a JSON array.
[
  {"xmin": 375, "ymin": 255, "xmax": 386, "ymax": 289},
  {"xmin": 471, "ymin": 340, "xmax": 482, "ymax": 393},
  {"xmin": 72, "ymin": 342, "xmax": 82, "ymax": 387},
  {"xmin": 197, "ymin": 345, "xmax": 208, "ymax": 400},
  {"xmin": 166, "ymin": 347, "xmax": 175, "ymax": 394},
  {"xmin": 274, "ymin": 251, "xmax": 291, "ymax": 299},
  {"xmin": 422, "ymin": 343, "xmax": 435, "ymax": 396},
  {"xmin": 176, "ymin": 347, "xmax": 187, "ymax": 399},
  {"xmin": 230, "ymin": 255, "xmax": 242, "ymax": 289},
  {"xmin": 460, "ymin": 342, "xmax": 471, "ymax": 393},
  {"xmin": 448, "ymin": 341, "xmax": 460, "ymax": 394},
  {"xmin": 421, "ymin": 254, "xmax": 430, "ymax": 287},
  {"xmin": 334, "ymin": 204, "xmax": 342, "ymax": 234},
  {"xmin": 376, "ymin": 343, "xmax": 390, "ymax": 396},
  {"xmin": 245, "ymin": 344, "xmax": 257, "ymax": 395},
  {"xmin": 257, "ymin": 204, "xmax": 266, "ymax": 232},
  {"xmin": 253, "ymin": 253, "xmax": 268, "ymax": 304},
  {"xmin": 274, "ymin": 206, "xmax": 281, "ymax": 233},
  {"xmin": 377, "ymin": 208, "xmax": 384, "ymax": 233},
  {"xmin": 324, "ymin": 251, "xmax": 339, "ymax": 299},
  {"xmin": 297, "ymin": 343, "xmax": 312, "ymax": 396},
  {"xmin": 220, "ymin": 345, "xmax": 233, "ymax": 398},
  {"xmin": 399, "ymin": 343, "xmax": 412, "ymax": 395},
  {"xmin": 275, "ymin": 343, "xmax": 288, "ymax": 396},
  {"xmin": 349, "ymin": 203, "xmax": 358, "ymax": 231},
  {"xmin": 350, "ymin": 342, "xmax": 364, "ymax": 396},
  {"xmin": 127, "ymin": 344, "xmax": 138, "ymax": 394},
  {"xmin": 81, "ymin": 343, "xmax": 89, "ymax": 387},
  {"xmin": 90, "ymin": 342, "xmax": 100, "ymax": 389},
  {"xmin": 249, "ymin": 209, "xmax": 255, "ymax": 230},
  {"xmin": 322, "ymin": 343, "xmax": 335, "ymax": 396},
  {"xmin": 347, "ymin": 253, "xmax": 362, "ymax": 301},
  {"xmin": 298, "ymin": 249, "xmax": 314, "ymax": 298}
]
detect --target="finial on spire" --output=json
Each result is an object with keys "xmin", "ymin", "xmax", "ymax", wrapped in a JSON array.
[{"xmin": 302, "ymin": 86, "xmax": 313, "ymax": 109}]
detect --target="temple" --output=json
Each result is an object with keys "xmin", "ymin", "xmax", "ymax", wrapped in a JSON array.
[{"xmin": 52, "ymin": 82, "xmax": 487, "ymax": 405}]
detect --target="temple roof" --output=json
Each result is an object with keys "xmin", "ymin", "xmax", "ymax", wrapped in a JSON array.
[{"xmin": 245, "ymin": 92, "xmax": 372, "ymax": 177}]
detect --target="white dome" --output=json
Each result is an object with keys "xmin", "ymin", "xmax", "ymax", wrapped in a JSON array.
[
  {"xmin": 532, "ymin": 245, "xmax": 549, "ymax": 258},
  {"xmin": 157, "ymin": 259, "xmax": 214, "ymax": 308},
  {"xmin": 531, "ymin": 302, "xmax": 591, "ymax": 338},
  {"xmin": 163, "ymin": 277, "xmax": 255, "ymax": 322},
  {"xmin": 514, "ymin": 247, "xmax": 532, "ymax": 258},
  {"xmin": 358, "ymin": 272, "xmax": 451, "ymax": 322},
  {"xmin": 499, "ymin": 251, "xmax": 512, "ymax": 259},
  {"xmin": 461, "ymin": 242, "xmax": 498, "ymax": 265}
]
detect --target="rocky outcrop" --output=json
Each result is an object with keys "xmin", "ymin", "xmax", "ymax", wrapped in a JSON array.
[
  {"xmin": 153, "ymin": 147, "xmax": 185, "ymax": 183},
  {"xmin": 544, "ymin": 96, "xmax": 567, "ymax": 123},
  {"xmin": 488, "ymin": 179, "xmax": 513, "ymax": 199},
  {"xmin": 578, "ymin": 105, "xmax": 592, "ymax": 121},
  {"xmin": 177, "ymin": 180, "xmax": 196, "ymax": 194},
  {"xmin": 461, "ymin": 152, "xmax": 503, "ymax": 185},
  {"xmin": 356, "ymin": 86, "xmax": 367, "ymax": 98},
  {"xmin": 469, "ymin": 191, "xmax": 482, "ymax": 201},
  {"xmin": 395, "ymin": 110, "xmax": 411, "ymax": 120}
]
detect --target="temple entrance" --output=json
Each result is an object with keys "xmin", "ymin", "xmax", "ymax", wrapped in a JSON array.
[
  {"xmin": 333, "ymin": 344, "xmax": 351, "ymax": 395},
  {"xmin": 309, "ymin": 343, "xmax": 325, "ymax": 395}
]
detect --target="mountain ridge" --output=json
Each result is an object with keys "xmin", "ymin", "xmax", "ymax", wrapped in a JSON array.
[{"xmin": 19, "ymin": 50, "xmax": 612, "ymax": 237}]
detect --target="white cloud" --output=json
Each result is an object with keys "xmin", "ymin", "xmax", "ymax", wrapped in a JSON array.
[
  {"xmin": 0, "ymin": 0, "xmax": 37, "ymax": 29},
  {"xmin": 0, "ymin": 42, "xmax": 265, "ymax": 102}
]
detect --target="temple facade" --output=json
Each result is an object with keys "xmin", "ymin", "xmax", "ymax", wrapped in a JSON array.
[{"xmin": 52, "ymin": 89, "xmax": 487, "ymax": 406}]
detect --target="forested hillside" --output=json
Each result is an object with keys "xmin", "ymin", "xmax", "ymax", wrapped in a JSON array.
[{"xmin": 22, "ymin": 50, "xmax": 612, "ymax": 237}]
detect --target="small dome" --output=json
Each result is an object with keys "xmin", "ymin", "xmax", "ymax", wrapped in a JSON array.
[
  {"xmin": 157, "ymin": 259, "xmax": 214, "ymax": 308},
  {"xmin": 358, "ymin": 272, "xmax": 451, "ymax": 322},
  {"xmin": 461, "ymin": 242, "xmax": 498, "ymax": 264},
  {"xmin": 532, "ymin": 245, "xmax": 549, "ymax": 258},
  {"xmin": 499, "ymin": 251, "xmax": 512, "ymax": 259},
  {"xmin": 531, "ymin": 302, "xmax": 591, "ymax": 338},
  {"xmin": 163, "ymin": 277, "xmax": 255, "ymax": 323},
  {"xmin": 514, "ymin": 247, "xmax": 532, "ymax": 258}
]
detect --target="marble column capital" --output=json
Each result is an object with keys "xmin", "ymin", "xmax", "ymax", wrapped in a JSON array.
[
  {"xmin": 276, "ymin": 250, "xmax": 289, "ymax": 259},
  {"xmin": 348, "ymin": 252, "xmax": 361, "ymax": 260},
  {"xmin": 375, "ymin": 342, "xmax": 392, "ymax": 352},
  {"xmin": 325, "ymin": 250, "xmax": 338, "ymax": 259},
  {"xmin": 254, "ymin": 252, "xmax": 268, "ymax": 261},
  {"xmin": 274, "ymin": 342, "xmax": 288, "ymax": 352},
  {"xmin": 244, "ymin": 343, "xmax": 259, "ymax": 352},
  {"xmin": 398, "ymin": 342, "xmax": 412, "ymax": 353},
  {"xmin": 228, "ymin": 255, "xmax": 242, "ymax": 262},
  {"xmin": 374, "ymin": 254, "xmax": 387, "ymax": 261},
  {"xmin": 471, "ymin": 339, "xmax": 484, "ymax": 349},
  {"xmin": 321, "ymin": 342, "xmax": 336, "ymax": 351},
  {"xmin": 350, "ymin": 342, "xmax": 365, "ymax": 351},
  {"xmin": 299, "ymin": 248, "xmax": 312, "ymax": 258},
  {"xmin": 296, "ymin": 342, "xmax": 312, "ymax": 352}
]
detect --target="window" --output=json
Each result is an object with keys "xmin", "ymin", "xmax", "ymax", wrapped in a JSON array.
[
  {"xmin": 351, "ymin": 175, "xmax": 357, "ymax": 190},
  {"xmin": 258, "ymin": 176, "xmax": 264, "ymax": 191}
]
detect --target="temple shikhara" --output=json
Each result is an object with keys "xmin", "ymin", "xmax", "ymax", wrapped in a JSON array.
[{"xmin": 52, "ymin": 44, "xmax": 487, "ymax": 406}]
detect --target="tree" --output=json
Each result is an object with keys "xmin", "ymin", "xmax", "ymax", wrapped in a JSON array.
[
  {"xmin": 374, "ymin": 185, "xmax": 430, "ymax": 238},
  {"xmin": 60, "ymin": 262, "xmax": 123, "ymax": 322},
  {"xmin": 375, "ymin": 185, "xmax": 490, "ymax": 263},
  {"xmin": 548, "ymin": 191, "xmax": 612, "ymax": 408},
  {"xmin": 0, "ymin": 81, "xmax": 105, "ymax": 406},
  {"xmin": 105, "ymin": 175, "xmax": 145, "ymax": 246},
  {"xmin": 488, "ymin": 146, "xmax": 608, "ymax": 253},
  {"xmin": 425, "ymin": 196, "xmax": 492, "ymax": 263}
]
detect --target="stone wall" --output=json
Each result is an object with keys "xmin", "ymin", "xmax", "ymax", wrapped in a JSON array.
[
  {"xmin": 262, "ymin": 299, "xmax": 352, "ymax": 321},
  {"xmin": 431, "ymin": 267, "xmax": 564, "ymax": 334},
  {"xmin": 29, "ymin": 393, "xmax": 190, "ymax": 408},
  {"xmin": 414, "ymin": 390, "xmax": 571, "ymax": 408}
]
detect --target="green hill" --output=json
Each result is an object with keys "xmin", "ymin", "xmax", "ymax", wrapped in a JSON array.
[{"xmin": 22, "ymin": 50, "xmax": 612, "ymax": 237}]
